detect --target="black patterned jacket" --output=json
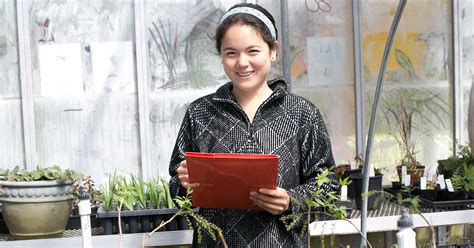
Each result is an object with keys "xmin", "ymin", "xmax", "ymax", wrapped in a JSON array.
[{"xmin": 169, "ymin": 78, "xmax": 338, "ymax": 247}]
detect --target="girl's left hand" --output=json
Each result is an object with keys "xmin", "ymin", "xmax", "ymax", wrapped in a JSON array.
[{"xmin": 249, "ymin": 187, "xmax": 290, "ymax": 215}]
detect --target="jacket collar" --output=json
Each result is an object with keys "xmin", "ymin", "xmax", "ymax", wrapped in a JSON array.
[{"xmin": 212, "ymin": 78, "xmax": 289, "ymax": 103}]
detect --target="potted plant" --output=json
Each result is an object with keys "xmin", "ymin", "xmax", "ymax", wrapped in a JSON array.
[
  {"xmin": 95, "ymin": 173, "xmax": 193, "ymax": 235},
  {"xmin": 376, "ymin": 87, "xmax": 449, "ymax": 186},
  {"xmin": 0, "ymin": 165, "xmax": 83, "ymax": 239},
  {"xmin": 350, "ymin": 171, "xmax": 384, "ymax": 211},
  {"xmin": 436, "ymin": 142, "xmax": 474, "ymax": 200},
  {"xmin": 339, "ymin": 154, "xmax": 365, "ymax": 200},
  {"xmin": 450, "ymin": 164, "xmax": 474, "ymax": 200}
]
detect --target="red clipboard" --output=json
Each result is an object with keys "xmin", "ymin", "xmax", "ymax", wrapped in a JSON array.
[{"xmin": 185, "ymin": 152, "xmax": 279, "ymax": 210}]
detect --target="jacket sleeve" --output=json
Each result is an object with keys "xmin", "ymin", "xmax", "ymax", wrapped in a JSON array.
[
  {"xmin": 285, "ymin": 108, "xmax": 339, "ymax": 227},
  {"xmin": 168, "ymin": 107, "xmax": 195, "ymax": 199}
]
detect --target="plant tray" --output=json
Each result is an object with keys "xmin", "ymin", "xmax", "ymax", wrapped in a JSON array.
[
  {"xmin": 384, "ymin": 188, "xmax": 474, "ymax": 212},
  {"xmin": 95, "ymin": 205, "xmax": 197, "ymax": 235}
]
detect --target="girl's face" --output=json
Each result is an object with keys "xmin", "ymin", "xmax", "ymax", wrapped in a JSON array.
[{"xmin": 220, "ymin": 24, "xmax": 277, "ymax": 94}]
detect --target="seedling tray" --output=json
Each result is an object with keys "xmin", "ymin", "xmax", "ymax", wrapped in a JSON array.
[
  {"xmin": 95, "ymin": 205, "xmax": 197, "ymax": 235},
  {"xmin": 384, "ymin": 188, "xmax": 474, "ymax": 212}
]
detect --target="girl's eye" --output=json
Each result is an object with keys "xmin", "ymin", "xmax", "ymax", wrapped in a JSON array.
[
  {"xmin": 249, "ymin": 50, "xmax": 260, "ymax": 54},
  {"xmin": 225, "ymin": 52, "xmax": 236, "ymax": 57}
]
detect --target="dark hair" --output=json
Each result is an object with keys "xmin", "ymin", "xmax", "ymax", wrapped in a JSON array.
[{"xmin": 214, "ymin": 3, "xmax": 278, "ymax": 55}]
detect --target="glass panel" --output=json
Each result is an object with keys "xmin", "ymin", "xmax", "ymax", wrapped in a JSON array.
[
  {"xmin": 462, "ymin": 0, "xmax": 474, "ymax": 145},
  {"xmin": 28, "ymin": 0, "xmax": 139, "ymax": 182},
  {"xmin": 362, "ymin": 0, "xmax": 453, "ymax": 182},
  {"xmin": 0, "ymin": 1, "xmax": 25, "ymax": 168},
  {"xmin": 145, "ymin": 0, "xmax": 242, "ymax": 177},
  {"xmin": 287, "ymin": 0, "xmax": 355, "ymax": 164}
]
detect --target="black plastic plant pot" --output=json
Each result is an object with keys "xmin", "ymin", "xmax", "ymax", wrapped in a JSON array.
[
  {"xmin": 391, "ymin": 181, "xmax": 402, "ymax": 190},
  {"xmin": 342, "ymin": 169, "xmax": 362, "ymax": 200},
  {"xmin": 177, "ymin": 216, "xmax": 190, "ymax": 230},
  {"xmin": 96, "ymin": 205, "xmax": 197, "ymax": 235},
  {"xmin": 350, "ymin": 173, "xmax": 383, "ymax": 211},
  {"xmin": 420, "ymin": 189, "xmax": 437, "ymax": 201},
  {"xmin": 447, "ymin": 190, "xmax": 469, "ymax": 201},
  {"xmin": 141, "ymin": 216, "xmax": 152, "ymax": 232},
  {"xmin": 164, "ymin": 214, "xmax": 179, "ymax": 231},
  {"xmin": 436, "ymin": 189, "xmax": 449, "ymax": 201},
  {"xmin": 334, "ymin": 200, "xmax": 353, "ymax": 218}
]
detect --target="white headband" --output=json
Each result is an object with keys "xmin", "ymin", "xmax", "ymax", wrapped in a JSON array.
[{"xmin": 218, "ymin": 6, "xmax": 276, "ymax": 41}]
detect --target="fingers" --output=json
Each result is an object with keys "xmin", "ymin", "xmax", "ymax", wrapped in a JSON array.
[
  {"xmin": 249, "ymin": 187, "xmax": 290, "ymax": 215},
  {"xmin": 176, "ymin": 160, "xmax": 199, "ymax": 189}
]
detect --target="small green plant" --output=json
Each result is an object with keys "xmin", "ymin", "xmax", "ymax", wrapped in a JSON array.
[
  {"xmin": 97, "ymin": 172, "xmax": 119, "ymax": 212},
  {"xmin": 396, "ymin": 186, "xmax": 421, "ymax": 212},
  {"xmin": 338, "ymin": 176, "xmax": 352, "ymax": 187},
  {"xmin": 393, "ymin": 185, "xmax": 436, "ymax": 247},
  {"xmin": 115, "ymin": 176, "xmax": 136, "ymax": 211},
  {"xmin": 438, "ymin": 142, "xmax": 474, "ymax": 179},
  {"xmin": 142, "ymin": 187, "xmax": 228, "ymax": 248},
  {"xmin": 451, "ymin": 164, "xmax": 474, "ymax": 191},
  {"xmin": 0, "ymin": 165, "xmax": 82, "ymax": 182},
  {"xmin": 147, "ymin": 179, "xmax": 163, "ymax": 208},
  {"xmin": 160, "ymin": 177, "xmax": 175, "ymax": 208},
  {"xmin": 280, "ymin": 168, "xmax": 370, "ymax": 248},
  {"xmin": 130, "ymin": 175, "xmax": 148, "ymax": 209}
]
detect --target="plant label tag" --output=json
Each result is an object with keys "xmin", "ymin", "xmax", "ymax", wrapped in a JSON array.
[
  {"xmin": 420, "ymin": 177, "xmax": 427, "ymax": 190},
  {"xmin": 350, "ymin": 160, "xmax": 356, "ymax": 170},
  {"xmin": 401, "ymin": 166, "xmax": 407, "ymax": 177},
  {"xmin": 369, "ymin": 165, "xmax": 375, "ymax": 177},
  {"xmin": 445, "ymin": 179, "xmax": 454, "ymax": 192},
  {"xmin": 401, "ymin": 166, "xmax": 407, "ymax": 185},
  {"xmin": 404, "ymin": 175, "xmax": 411, "ymax": 186},
  {"xmin": 340, "ymin": 185, "xmax": 348, "ymax": 201},
  {"xmin": 438, "ymin": 174, "xmax": 446, "ymax": 189}
]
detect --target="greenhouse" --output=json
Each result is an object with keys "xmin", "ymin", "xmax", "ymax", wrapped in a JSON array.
[{"xmin": 0, "ymin": 0, "xmax": 473, "ymax": 247}]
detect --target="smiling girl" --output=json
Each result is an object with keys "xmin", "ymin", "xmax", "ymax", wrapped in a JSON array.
[{"xmin": 169, "ymin": 3, "xmax": 337, "ymax": 247}]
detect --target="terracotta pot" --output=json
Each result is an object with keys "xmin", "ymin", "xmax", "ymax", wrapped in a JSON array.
[{"xmin": 396, "ymin": 165, "xmax": 425, "ymax": 186}]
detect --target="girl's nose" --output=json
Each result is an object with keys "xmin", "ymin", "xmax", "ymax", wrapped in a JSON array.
[{"xmin": 237, "ymin": 54, "xmax": 249, "ymax": 67}]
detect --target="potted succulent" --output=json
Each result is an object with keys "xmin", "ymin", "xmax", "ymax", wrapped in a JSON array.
[{"xmin": 0, "ymin": 165, "xmax": 83, "ymax": 239}]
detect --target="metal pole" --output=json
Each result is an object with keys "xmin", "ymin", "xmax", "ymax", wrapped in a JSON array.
[
  {"xmin": 280, "ymin": 0, "xmax": 292, "ymax": 91},
  {"xmin": 359, "ymin": 0, "xmax": 407, "ymax": 247},
  {"xmin": 352, "ymin": 0, "xmax": 366, "ymax": 159}
]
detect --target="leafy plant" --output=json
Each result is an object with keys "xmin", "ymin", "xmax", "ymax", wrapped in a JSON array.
[
  {"xmin": 0, "ymin": 165, "xmax": 96, "ymax": 210},
  {"xmin": 160, "ymin": 177, "xmax": 175, "ymax": 209},
  {"xmin": 142, "ymin": 187, "xmax": 228, "ymax": 248},
  {"xmin": 97, "ymin": 172, "xmax": 119, "ymax": 212},
  {"xmin": 375, "ymin": 86, "xmax": 449, "ymax": 170},
  {"xmin": 130, "ymin": 175, "xmax": 148, "ymax": 209},
  {"xmin": 393, "ymin": 185, "xmax": 436, "ymax": 247},
  {"xmin": 115, "ymin": 176, "xmax": 136, "ymax": 211},
  {"xmin": 338, "ymin": 176, "xmax": 352, "ymax": 187},
  {"xmin": 147, "ymin": 179, "xmax": 163, "ymax": 208},
  {"xmin": 280, "ymin": 168, "xmax": 370, "ymax": 248},
  {"xmin": 438, "ymin": 142, "xmax": 474, "ymax": 179},
  {"xmin": 396, "ymin": 186, "xmax": 421, "ymax": 211},
  {"xmin": 0, "ymin": 165, "xmax": 82, "ymax": 183},
  {"xmin": 451, "ymin": 164, "xmax": 474, "ymax": 191}
]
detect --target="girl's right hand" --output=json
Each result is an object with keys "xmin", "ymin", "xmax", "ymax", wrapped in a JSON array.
[{"xmin": 176, "ymin": 160, "xmax": 200, "ymax": 188}]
